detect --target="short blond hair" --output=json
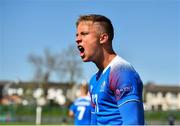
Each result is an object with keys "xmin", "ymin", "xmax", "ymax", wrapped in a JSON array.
[{"xmin": 76, "ymin": 14, "xmax": 114, "ymax": 41}]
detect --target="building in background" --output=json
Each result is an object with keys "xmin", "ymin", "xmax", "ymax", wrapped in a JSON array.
[
  {"xmin": 1, "ymin": 81, "xmax": 180, "ymax": 111},
  {"xmin": 0, "ymin": 81, "xmax": 74, "ymax": 106},
  {"xmin": 144, "ymin": 83, "xmax": 180, "ymax": 111}
]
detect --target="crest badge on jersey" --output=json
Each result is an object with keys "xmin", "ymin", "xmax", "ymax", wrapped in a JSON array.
[{"xmin": 100, "ymin": 81, "xmax": 106, "ymax": 92}]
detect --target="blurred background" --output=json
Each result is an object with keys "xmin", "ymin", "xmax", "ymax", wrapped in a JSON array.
[{"xmin": 0, "ymin": 0, "xmax": 180, "ymax": 125}]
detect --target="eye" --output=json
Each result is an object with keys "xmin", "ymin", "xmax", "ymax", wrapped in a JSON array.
[{"xmin": 81, "ymin": 32, "xmax": 89, "ymax": 36}]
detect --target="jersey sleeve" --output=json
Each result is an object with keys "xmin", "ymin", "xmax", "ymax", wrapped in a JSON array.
[
  {"xmin": 118, "ymin": 101, "xmax": 144, "ymax": 124},
  {"xmin": 109, "ymin": 64, "xmax": 144, "ymax": 124},
  {"xmin": 110, "ymin": 64, "xmax": 143, "ymax": 105}
]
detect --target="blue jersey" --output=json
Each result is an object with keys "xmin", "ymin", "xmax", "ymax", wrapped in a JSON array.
[
  {"xmin": 89, "ymin": 55, "xmax": 144, "ymax": 125},
  {"xmin": 70, "ymin": 96, "xmax": 91, "ymax": 125}
]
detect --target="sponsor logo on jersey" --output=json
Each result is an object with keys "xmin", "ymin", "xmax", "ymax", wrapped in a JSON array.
[{"xmin": 115, "ymin": 85, "xmax": 132, "ymax": 100}]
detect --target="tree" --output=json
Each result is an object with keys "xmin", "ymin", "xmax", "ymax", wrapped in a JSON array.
[
  {"xmin": 28, "ymin": 49, "xmax": 56, "ymax": 95},
  {"xmin": 57, "ymin": 45, "xmax": 83, "ymax": 84},
  {"xmin": 28, "ymin": 54, "xmax": 43, "ymax": 83},
  {"xmin": 28, "ymin": 44, "xmax": 83, "ymax": 84}
]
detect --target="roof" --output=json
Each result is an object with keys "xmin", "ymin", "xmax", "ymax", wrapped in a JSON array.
[
  {"xmin": 0, "ymin": 81, "xmax": 74, "ymax": 90},
  {"xmin": 144, "ymin": 83, "xmax": 180, "ymax": 94}
]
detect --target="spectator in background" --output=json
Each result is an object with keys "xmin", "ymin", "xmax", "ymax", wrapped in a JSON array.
[
  {"xmin": 168, "ymin": 114, "xmax": 175, "ymax": 125},
  {"xmin": 68, "ymin": 83, "xmax": 91, "ymax": 125}
]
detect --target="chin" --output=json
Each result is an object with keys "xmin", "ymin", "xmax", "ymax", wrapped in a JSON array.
[
  {"xmin": 82, "ymin": 58, "xmax": 90, "ymax": 62},
  {"xmin": 81, "ymin": 56, "xmax": 91, "ymax": 62}
]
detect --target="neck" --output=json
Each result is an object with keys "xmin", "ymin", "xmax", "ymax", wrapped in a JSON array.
[
  {"xmin": 95, "ymin": 51, "xmax": 116, "ymax": 71},
  {"xmin": 80, "ymin": 93, "xmax": 87, "ymax": 97}
]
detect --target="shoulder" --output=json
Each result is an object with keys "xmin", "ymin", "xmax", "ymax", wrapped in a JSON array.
[
  {"xmin": 109, "ymin": 56, "xmax": 142, "ymax": 89},
  {"xmin": 109, "ymin": 56, "xmax": 136, "ymax": 78},
  {"xmin": 89, "ymin": 71, "xmax": 99, "ymax": 88},
  {"xmin": 74, "ymin": 96, "xmax": 91, "ymax": 106},
  {"xmin": 90, "ymin": 73, "xmax": 97, "ymax": 83}
]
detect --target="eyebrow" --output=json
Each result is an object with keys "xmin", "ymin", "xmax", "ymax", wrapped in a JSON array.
[{"xmin": 76, "ymin": 31, "xmax": 89, "ymax": 36}]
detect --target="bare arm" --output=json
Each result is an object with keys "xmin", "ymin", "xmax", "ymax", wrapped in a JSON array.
[{"xmin": 68, "ymin": 110, "xmax": 74, "ymax": 117}]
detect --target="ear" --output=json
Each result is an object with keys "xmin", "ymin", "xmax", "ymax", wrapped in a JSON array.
[{"xmin": 99, "ymin": 33, "xmax": 109, "ymax": 44}]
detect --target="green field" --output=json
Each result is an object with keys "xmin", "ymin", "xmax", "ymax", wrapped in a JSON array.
[{"xmin": 0, "ymin": 105, "xmax": 180, "ymax": 125}]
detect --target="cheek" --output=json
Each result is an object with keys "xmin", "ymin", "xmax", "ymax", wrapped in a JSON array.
[
  {"xmin": 89, "ymin": 37, "xmax": 100, "ymax": 48},
  {"xmin": 84, "ymin": 36, "xmax": 100, "ymax": 53},
  {"xmin": 88, "ymin": 41, "xmax": 99, "ymax": 53}
]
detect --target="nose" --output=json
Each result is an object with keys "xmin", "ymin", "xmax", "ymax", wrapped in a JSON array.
[{"xmin": 76, "ymin": 35, "xmax": 82, "ymax": 44}]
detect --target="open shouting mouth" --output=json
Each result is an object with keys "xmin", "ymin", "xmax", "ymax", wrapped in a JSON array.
[{"xmin": 78, "ymin": 45, "xmax": 85, "ymax": 57}]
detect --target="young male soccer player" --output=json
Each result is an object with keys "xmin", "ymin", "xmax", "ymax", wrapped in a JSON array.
[
  {"xmin": 69, "ymin": 83, "xmax": 91, "ymax": 125},
  {"xmin": 75, "ymin": 14, "xmax": 144, "ymax": 125}
]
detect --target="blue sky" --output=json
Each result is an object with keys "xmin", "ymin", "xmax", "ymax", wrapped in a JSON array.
[{"xmin": 0, "ymin": 0, "xmax": 179, "ymax": 85}]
